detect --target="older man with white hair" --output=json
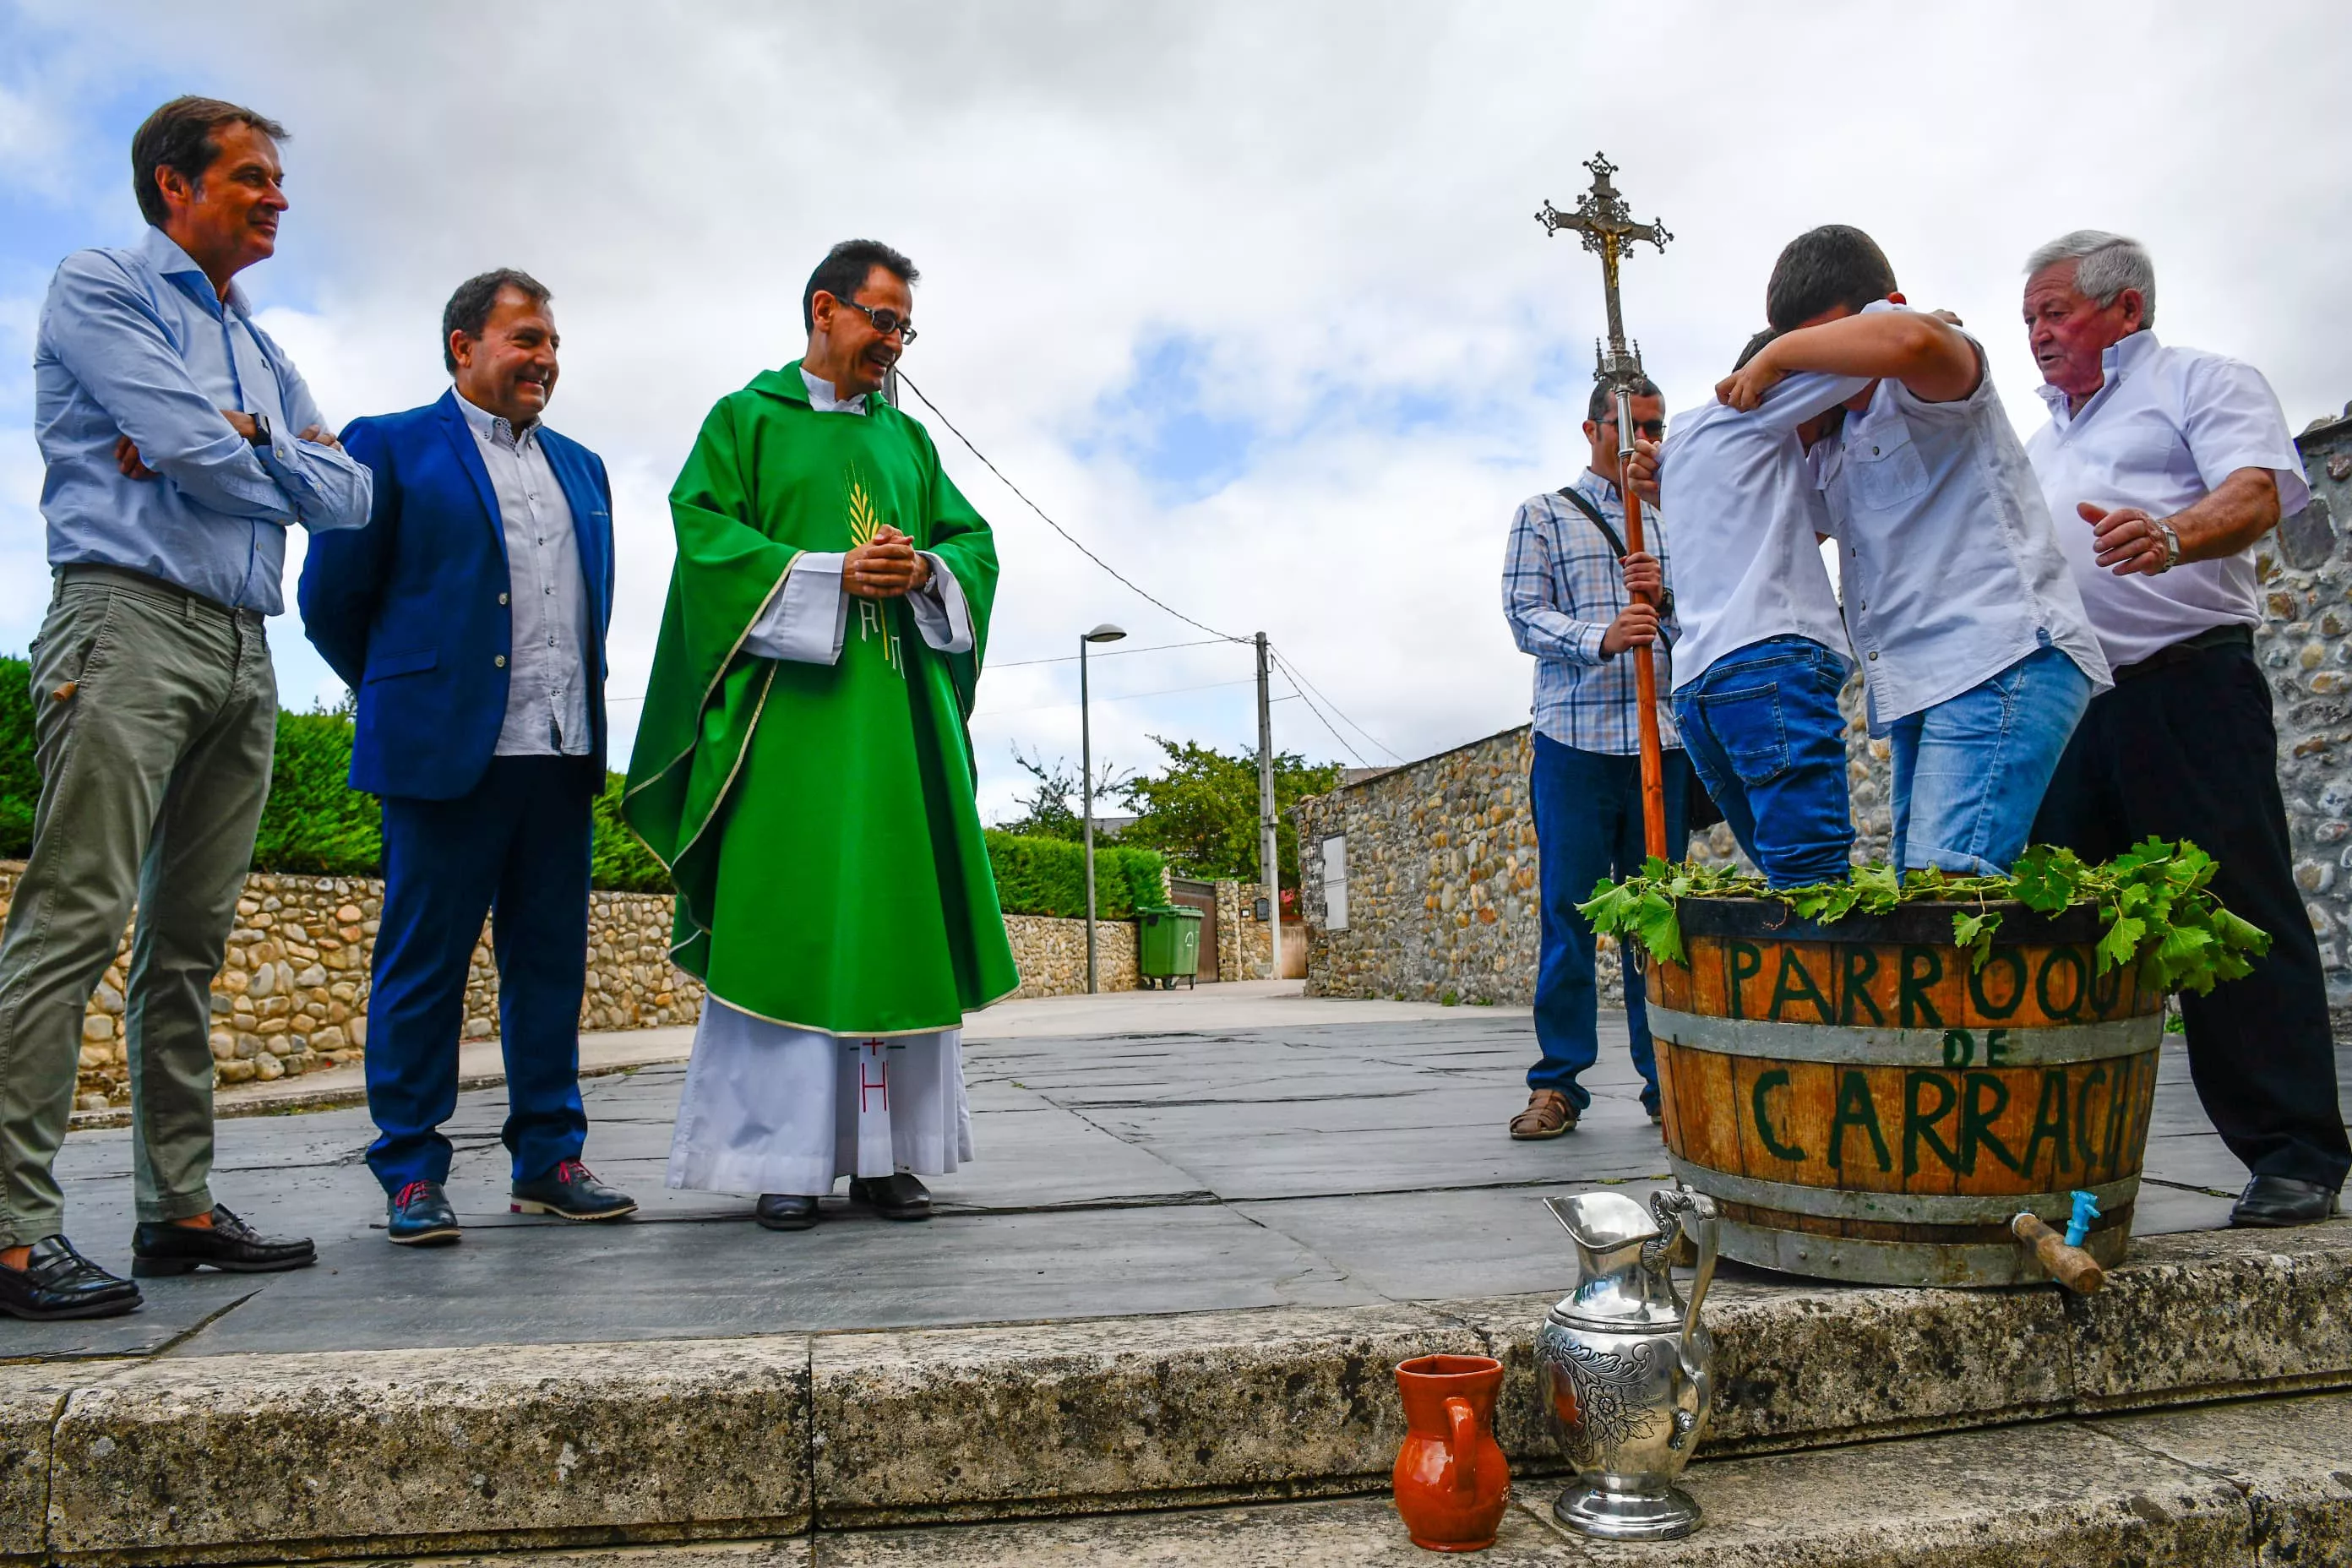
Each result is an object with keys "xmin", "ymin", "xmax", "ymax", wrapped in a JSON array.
[{"xmin": 2023, "ymin": 229, "xmax": 2349, "ymax": 1228}]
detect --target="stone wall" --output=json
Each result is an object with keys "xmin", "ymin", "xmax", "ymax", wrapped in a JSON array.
[
  {"xmin": 1211, "ymin": 879, "xmax": 1277, "ymax": 982},
  {"xmin": 2257, "ymin": 409, "xmax": 2352, "ymax": 1019},
  {"xmin": 1004, "ymin": 915, "xmax": 1139, "ymax": 997},
  {"xmin": 4, "ymin": 858, "xmax": 1142, "ymax": 1106},
  {"xmin": 1294, "ymin": 685, "xmax": 1892, "ymax": 1007},
  {"xmin": 0, "ymin": 863, "xmax": 706, "ymax": 1110}
]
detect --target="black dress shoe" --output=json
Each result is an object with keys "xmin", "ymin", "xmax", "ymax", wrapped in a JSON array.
[
  {"xmin": 848, "ymin": 1173, "xmax": 933, "ymax": 1222},
  {"xmin": 387, "ymin": 1179, "xmax": 461, "ymax": 1247},
  {"xmin": 2230, "ymin": 1174, "xmax": 2344, "ymax": 1228},
  {"xmin": 0, "ymin": 1235, "xmax": 141, "ymax": 1320},
  {"xmin": 755, "ymin": 1194, "xmax": 820, "ymax": 1231},
  {"xmin": 132, "ymin": 1205, "xmax": 315, "ymax": 1277},
  {"xmin": 511, "ymin": 1159, "xmax": 638, "ymax": 1222}
]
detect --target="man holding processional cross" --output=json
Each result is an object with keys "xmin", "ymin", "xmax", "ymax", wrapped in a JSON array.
[{"xmin": 1501, "ymin": 157, "xmax": 1693, "ymax": 1141}]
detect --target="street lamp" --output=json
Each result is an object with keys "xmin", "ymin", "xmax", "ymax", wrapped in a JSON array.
[{"xmin": 1080, "ymin": 623, "xmax": 1127, "ymax": 994}]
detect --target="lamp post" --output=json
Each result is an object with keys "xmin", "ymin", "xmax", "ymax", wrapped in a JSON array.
[{"xmin": 1080, "ymin": 622, "xmax": 1127, "ymax": 994}]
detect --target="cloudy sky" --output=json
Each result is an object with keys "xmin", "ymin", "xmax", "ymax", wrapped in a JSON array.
[{"xmin": 4, "ymin": 2, "xmax": 2347, "ymax": 821}]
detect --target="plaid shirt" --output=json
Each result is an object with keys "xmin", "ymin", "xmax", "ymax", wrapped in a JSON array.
[{"xmin": 1501, "ymin": 470, "xmax": 1682, "ymax": 755}]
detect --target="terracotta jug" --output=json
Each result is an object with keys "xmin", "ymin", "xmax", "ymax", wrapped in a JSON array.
[{"xmin": 1392, "ymin": 1353, "xmax": 1511, "ymax": 1551}]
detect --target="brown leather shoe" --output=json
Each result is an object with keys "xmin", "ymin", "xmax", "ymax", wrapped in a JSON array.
[{"xmin": 1510, "ymin": 1090, "xmax": 1578, "ymax": 1140}]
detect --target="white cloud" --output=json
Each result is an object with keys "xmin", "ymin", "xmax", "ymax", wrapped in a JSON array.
[{"xmin": 2, "ymin": 0, "xmax": 2347, "ymax": 826}]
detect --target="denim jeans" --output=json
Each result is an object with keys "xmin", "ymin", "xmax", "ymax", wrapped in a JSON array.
[
  {"xmin": 1890, "ymin": 642, "xmax": 2091, "ymax": 875},
  {"xmin": 1528, "ymin": 734, "xmax": 1688, "ymax": 1113},
  {"xmin": 1673, "ymin": 637, "xmax": 1853, "ymax": 888}
]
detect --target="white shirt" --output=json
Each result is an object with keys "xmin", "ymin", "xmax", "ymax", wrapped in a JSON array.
[
  {"xmin": 1812, "ymin": 304, "xmax": 2110, "ymax": 733},
  {"xmin": 455, "ymin": 391, "xmax": 591, "ymax": 756},
  {"xmin": 2024, "ymin": 329, "xmax": 2311, "ymax": 669},
  {"xmin": 1659, "ymin": 370, "xmax": 1867, "ymax": 690},
  {"xmin": 741, "ymin": 369, "xmax": 973, "ymax": 663}
]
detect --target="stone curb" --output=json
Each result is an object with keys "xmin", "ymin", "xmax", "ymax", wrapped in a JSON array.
[{"xmin": 8, "ymin": 1222, "xmax": 2349, "ymax": 1565}]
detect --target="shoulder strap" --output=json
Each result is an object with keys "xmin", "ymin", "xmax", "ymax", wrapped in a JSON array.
[{"xmin": 1555, "ymin": 483, "xmax": 1630, "ymax": 560}]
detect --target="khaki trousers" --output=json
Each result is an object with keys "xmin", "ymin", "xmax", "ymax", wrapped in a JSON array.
[{"xmin": 0, "ymin": 569, "xmax": 276, "ymax": 1247}]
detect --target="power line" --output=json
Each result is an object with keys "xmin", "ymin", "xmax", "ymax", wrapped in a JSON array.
[
  {"xmin": 892, "ymin": 370, "xmax": 1248, "ymax": 646},
  {"xmin": 973, "ymin": 675, "xmax": 1258, "ymax": 719},
  {"xmin": 1269, "ymin": 645, "xmax": 1406, "ymax": 764},
  {"xmin": 1271, "ymin": 672, "xmax": 1370, "ymax": 769},
  {"xmin": 992, "ymin": 636, "xmax": 1230, "ymax": 669}
]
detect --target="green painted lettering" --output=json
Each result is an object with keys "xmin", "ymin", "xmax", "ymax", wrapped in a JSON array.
[
  {"xmin": 2020, "ymin": 1068, "xmax": 2072, "ymax": 1177},
  {"xmin": 1839, "ymin": 947, "xmax": 1885, "ymax": 1024},
  {"xmin": 1767, "ymin": 948, "xmax": 1833, "ymax": 1023},
  {"xmin": 1827, "ymin": 1069, "xmax": 1892, "ymax": 1173},
  {"xmin": 1984, "ymin": 1029, "xmax": 2011, "ymax": 1066},
  {"xmin": 2074, "ymin": 1064, "xmax": 2109, "ymax": 1168},
  {"xmin": 2035, "ymin": 947, "xmax": 2087, "ymax": 1021},
  {"xmin": 1966, "ymin": 948, "xmax": 2027, "ymax": 1021},
  {"xmin": 1958, "ymin": 1071, "xmax": 2024, "ymax": 1175},
  {"xmin": 1729, "ymin": 941, "xmax": 1763, "ymax": 1020},
  {"xmin": 1941, "ymin": 1029, "xmax": 1974, "ymax": 1068},
  {"xmin": 1750, "ymin": 1068, "xmax": 1808, "ymax": 1162},
  {"xmin": 1899, "ymin": 946, "xmax": 1943, "ymax": 1028},
  {"xmin": 1902, "ymin": 1070, "xmax": 1961, "ymax": 1178}
]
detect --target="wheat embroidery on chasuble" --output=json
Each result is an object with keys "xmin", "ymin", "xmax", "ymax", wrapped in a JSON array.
[{"xmin": 845, "ymin": 463, "xmax": 905, "ymax": 677}]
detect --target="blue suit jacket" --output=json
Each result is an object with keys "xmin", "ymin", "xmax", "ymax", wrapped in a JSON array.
[{"xmin": 301, "ymin": 389, "xmax": 615, "ymax": 800}]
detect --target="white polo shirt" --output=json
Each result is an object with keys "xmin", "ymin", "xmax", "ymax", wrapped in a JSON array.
[
  {"xmin": 1811, "ymin": 304, "xmax": 2110, "ymax": 734},
  {"xmin": 1660, "ymin": 370, "xmax": 1865, "ymax": 691},
  {"xmin": 2024, "ymin": 329, "xmax": 2311, "ymax": 669}
]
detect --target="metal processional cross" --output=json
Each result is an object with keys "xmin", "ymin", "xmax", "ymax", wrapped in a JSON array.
[{"xmin": 1537, "ymin": 153, "xmax": 1674, "ymax": 859}]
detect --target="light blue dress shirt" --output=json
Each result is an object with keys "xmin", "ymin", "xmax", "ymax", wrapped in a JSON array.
[
  {"xmin": 452, "ymin": 392, "xmax": 592, "ymax": 756},
  {"xmin": 32, "ymin": 226, "xmax": 372, "ymax": 613}
]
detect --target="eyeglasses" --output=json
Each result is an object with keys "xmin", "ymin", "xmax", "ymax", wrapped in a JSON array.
[
  {"xmin": 829, "ymin": 297, "xmax": 917, "ymax": 345},
  {"xmin": 1602, "ymin": 414, "xmax": 1666, "ymax": 439}
]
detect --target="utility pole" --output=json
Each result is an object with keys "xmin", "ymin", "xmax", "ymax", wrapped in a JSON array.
[
  {"xmin": 1255, "ymin": 632, "xmax": 1282, "ymax": 981},
  {"xmin": 1080, "ymin": 623, "xmax": 1126, "ymax": 994}
]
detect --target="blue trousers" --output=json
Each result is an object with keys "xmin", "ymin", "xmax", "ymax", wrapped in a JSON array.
[
  {"xmin": 364, "ymin": 756, "xmax": 593, "ymax": 1194},
  {"xmin": 1528, "ymin": 733, "xmax": 1689, "ymax": 1112},
  {"xmin": 1890, "ymin": 643, "xmax": 2091, "ymax": 874},
  {"xmin": 1674, "ymin": 637, "xmax": 1854, "ymax": 888}
]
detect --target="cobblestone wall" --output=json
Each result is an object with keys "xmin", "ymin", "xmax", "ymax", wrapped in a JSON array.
[
  {"xmin": 0, "ymin": 857, "xmax": 1146, "ymax": 1105},
  {"xmin": 1005, "ymin": 915, "xmax": 1138, "ymax": 997},
  {"xmin": 2261, "ymin": 410, "xmax": 2352, "ymax": 1021},
  {"xmin": 0, "ymin": 864, "xmax": 705, "ymax": 1109}
]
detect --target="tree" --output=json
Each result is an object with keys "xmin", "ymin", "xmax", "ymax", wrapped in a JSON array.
[
  {"xmin": 993, "ymin": 745, "xmax": 1130, "ymax": 843},
  {"xmin": 1115, "ymin": 737, "xmax": 1341, "ymax": 889}
]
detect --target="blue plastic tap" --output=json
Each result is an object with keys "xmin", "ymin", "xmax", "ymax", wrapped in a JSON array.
[{"xmin": 2066, "ymin": 1190, "xmax": 2099, "ymax": 1249}]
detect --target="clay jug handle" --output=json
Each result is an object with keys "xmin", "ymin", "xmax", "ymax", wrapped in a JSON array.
[{"xmin": 1443, "ymin": 1396, "xmax": 1478, "ymax": 1495}]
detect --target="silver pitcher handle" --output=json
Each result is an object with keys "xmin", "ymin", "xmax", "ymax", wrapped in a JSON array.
[{"xmin": 1651, "ymin": 1188, "xmax": 1718, "ymax": 1351}]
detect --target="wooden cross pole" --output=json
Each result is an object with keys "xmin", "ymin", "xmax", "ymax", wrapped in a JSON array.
[{"xmin": 1537, "ymin": 153, "xmax": 1674, "ymax": 861}]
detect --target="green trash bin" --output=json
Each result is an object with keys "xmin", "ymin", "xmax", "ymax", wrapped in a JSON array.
[{"xmin": 1136, "ymin": 905, "xmax": 1204, "ymax": 990}]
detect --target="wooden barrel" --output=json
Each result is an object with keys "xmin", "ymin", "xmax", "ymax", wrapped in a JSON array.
[{"xmin": 1645, "ymin": 896, "xmax": 2164, "ymax": 1288}]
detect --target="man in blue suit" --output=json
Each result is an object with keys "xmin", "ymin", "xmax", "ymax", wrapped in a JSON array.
[{"xmin": 301, "ymin": 270, "xmax": 635, "ymax": 1244}]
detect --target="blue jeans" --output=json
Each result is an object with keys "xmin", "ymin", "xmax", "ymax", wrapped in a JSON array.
[
  {"xmin": 1891, "ymin": 642, "xmax": 2091, "ymax": 874},
  {"xmin": 1528, "ymin": 734, "xmax": 1689, "ymax": 1112},
  {"xmin": 1673, "ymin": 637, "xmax": 1853, "ymax": 888}
]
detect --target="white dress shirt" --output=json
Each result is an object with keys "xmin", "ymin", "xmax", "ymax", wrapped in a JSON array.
[
  {"xmin": 456, "ymin": 391, "xmax": 592, "ymax": 755},
  {"xmin": 1658, "ymin": 370, "xmax": 1867, "ymax": 690},
  {"xmin": 2024, "ymin": 329, "xmax": 2311, "ymax": 668},
  {"xmin": 1811, "ymin": 304, "xmax": 2110, "ymax": 733},
  {"xmin": 740, "ymin": 368, "xmax": 974, "ymax": 664}
]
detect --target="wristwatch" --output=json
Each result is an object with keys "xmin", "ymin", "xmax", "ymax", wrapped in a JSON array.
[
  {"xmin": 2153, "ymin": 519, "xmax": 2182, "ymax": 573},
  {"xmin": 247, "ymin": 411, "xmax": 271, "ymax": 451}
]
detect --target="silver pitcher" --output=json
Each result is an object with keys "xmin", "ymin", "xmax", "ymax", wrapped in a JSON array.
[{"xmin": 1534, "ymin": 1186, "xmax": 1718, "ymax": 1540}]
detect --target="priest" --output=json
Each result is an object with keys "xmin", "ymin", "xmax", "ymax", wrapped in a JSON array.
[{"xmin": 623, "ymin": 239, "xmax": 1017, "ymax": 1230}]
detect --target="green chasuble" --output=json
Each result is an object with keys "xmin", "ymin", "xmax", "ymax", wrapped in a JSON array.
[{"xmin": 623, "ymin": 362, "xmax": 1020, "ymax": 1035}]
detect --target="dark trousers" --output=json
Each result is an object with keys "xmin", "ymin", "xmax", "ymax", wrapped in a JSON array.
[
  {"xmin": 2031, "ymin": 640, "xmax": 2351, "ymax": 1191},
  {"xmin": 1529, "ymin": 733, "xmax": 1690, "ymax": 1111},
  {"xmin": 364, "ymin": 756, "xmax": 595, "ymax": 1194}
]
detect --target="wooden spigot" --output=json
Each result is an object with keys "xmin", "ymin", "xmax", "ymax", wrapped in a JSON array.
[{"xmin": 2012, "ymin": 1212, "xmax": 2105, "ymax": 1294}]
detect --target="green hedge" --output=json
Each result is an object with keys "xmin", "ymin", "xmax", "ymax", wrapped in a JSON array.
[
  {"xmin": 0, "ymin": 659, "xmax": 1167, "ymax": 917},
  {"xmin": 983, "ymin": 830, "xmax": 1164, "ymax": 919}
]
